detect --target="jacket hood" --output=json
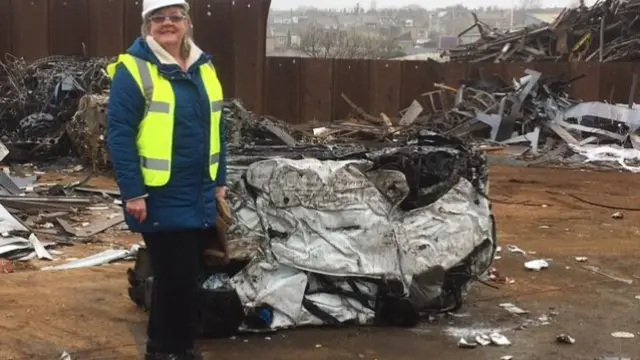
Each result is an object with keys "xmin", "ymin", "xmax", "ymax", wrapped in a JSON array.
[{"xmin": 126, "ymin": 36, "xmax": 211, "ymax": 70}]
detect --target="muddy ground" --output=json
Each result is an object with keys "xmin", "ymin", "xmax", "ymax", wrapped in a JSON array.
[{"xmin": 1, "ymin": 164, "xmax": 640, "ymax": 360}]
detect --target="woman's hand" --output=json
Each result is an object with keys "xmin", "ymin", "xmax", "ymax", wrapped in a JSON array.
[
  {"xmin": 216, "ymin": 186, "xmax": 227, "ymax": 198},
  {"xmin": 126, "ymin": 198, "xmax": 147, "ymax": 222}
]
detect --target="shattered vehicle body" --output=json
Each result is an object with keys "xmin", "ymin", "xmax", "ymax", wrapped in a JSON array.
[{"xmin": 127, "ymin": 132, "xmax": 497, "ymax": 336}]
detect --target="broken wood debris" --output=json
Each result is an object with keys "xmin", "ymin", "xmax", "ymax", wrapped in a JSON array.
[
  {"xmin": 0, "ymin": 159, "xmax": 129, "ymax": 267},
  {"xmin": 445, "ymin": 0, "xmax": 640, "ymax": 63}
]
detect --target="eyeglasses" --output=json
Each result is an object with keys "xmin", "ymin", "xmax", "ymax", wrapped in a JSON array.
[{"xmin": 150, "ymin": 14, "xmax": 186, "ymax": 24}]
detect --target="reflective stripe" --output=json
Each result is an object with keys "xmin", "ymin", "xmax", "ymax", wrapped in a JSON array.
[
  {"xmin": 148, "ymin": 101, "xmax": 171, "ymax": 113},
  {"xmin": 141, "ymin": 156, "xmax": 170, "ymax": 171},
  {"xmin": 211, "ymin": 100, "xmax": 223, "ymax": 112},
  {"xmin": 134, "ymin": 57, "xmax": 154, "ymax": 100},
  {"xmin": 210, "ymin": 153, "xmax": 220, "ymax": 164}
]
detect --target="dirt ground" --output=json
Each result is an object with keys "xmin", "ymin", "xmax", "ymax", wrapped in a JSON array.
[{"xmin": 2, "ymin": 164, "xmax": 640, "ymax": 360}]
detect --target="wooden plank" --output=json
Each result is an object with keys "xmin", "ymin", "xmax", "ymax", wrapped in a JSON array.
[
  {"xmin": 88, "ymin": 0, "xmax": 125, "ymax": 57},
  {"xmin": 263, "ymin": 57, "xmax": 301, "ymax": 124},
  {"xmin": 193, "ymin": 0, "xmax": 235, "ymax": 97},
  {"xmin": 11, "ymin": 0, "xmax": 49, "ymax": 60},
  {"xmin": 369, "ymin": 60, "xmax": 401, "ymax": 118},
  {"xmin": 0, "ymin": 0, "xmax": 13, "ymax": 57},
  {"xmin": 569, "ymin": 62, "xmax": 600, "ymax": 101},
  {"xmin": 123, "ymin": 0, "xmax": 142, "ymax": 48},
  {"xmin": 232, "ymin": 0, "xmax": 268, "ymax": 114},
  {"xmin": 332, "ymin": 59, "xmax": 370, "ymax": 120},
  {"xmin": 49, "ymin": 0, "xmax": 88, "ymax": 56},
  {"xmin": 400, "ymin": 60, "xmax": 439, "ymax": 111},
  {"xmin": 299, "ymin": 58, "xmax": 333, "ymax": 123}
]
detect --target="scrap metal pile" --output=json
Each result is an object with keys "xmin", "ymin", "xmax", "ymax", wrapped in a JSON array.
[
  {"xmin": 404, "ymin": 67, "xmax": 640, "ymax": 171},
  {"xmin": 0, "ymin": 55, "xmax": 111, "ymax": 161},
  {"xmin": 127, "ymin": 131, "xmax": 497, "ymax": 335},
  {"xmin": 0, "ymin": 161, "xmax": 134, "ymax": 271},
  {"xmin": 446, "ymin": 0, "xmax": 640, "ymax": 62}
]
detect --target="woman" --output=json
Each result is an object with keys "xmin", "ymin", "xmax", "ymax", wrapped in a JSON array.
[{"xmin": 106, "ymin": 0, "xmax": 227, "ymax": 358}]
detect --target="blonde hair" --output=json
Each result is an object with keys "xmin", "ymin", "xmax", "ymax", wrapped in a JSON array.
[{"xmin": 141, "ymin": 6, "xmax": 193, "ymax": 60}]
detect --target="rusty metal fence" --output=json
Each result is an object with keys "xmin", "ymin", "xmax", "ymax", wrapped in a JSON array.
[
  {"xmin": 0, "ymin": 0, "xmax": 270, "ymax": 113},
  {"xmin": 264, "ymin": 58, "xmax": 638, "ymax": 124}
]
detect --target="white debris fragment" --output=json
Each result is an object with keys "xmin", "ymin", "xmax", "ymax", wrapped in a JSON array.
[
  {"xmin": 611, "ymin": 331, "xmax": 635, "ymax": 339},
  {"xmin": 457, "ymin": 337, "xmax": 477, "ymax": 348},
  {"xmin": 611, "ymin": 212, "xmax": 624, "ymax": 219},
  {"xmin": 41, "ymin": 245, "xmax": 139, "ymax": 271},
  {"xmin": 499, "ymin": 303, "xmax": 529, "ymax": 315},
  {"xmin": 500, "ymin": 356, "xmax": 513, "ymax": 360},
  {"xmin": 574, "ymin": 256, "xmax": 588, "ymax": 262},
  {"xmin": 537, "ymin": 315, "xmax": 551, "ymax": 325},
  {"xmin": 59, "ymin": 351, "xmax": 72, "ymax": 360},
  {"xmin": 87, "ymin": 206, "xmax": 110, "ymax": 211},
  {"xmin": 474, "ymin": 334, "xmax": 491, "ymax": 346},
  {"xmin": 28, "ymin": 233, "xmax": 53, "ymax": 260},
  {"xmin": 40, "ymin": 222, "xmax": 55, "ymax": 229},
  {"xmin": 445, "ymin": 326, "xmax": 510, "ymax": 339},
  {"xmin": 312, "ymin": 127, "xmax": 331, "ymax": 136},
  {"xmin": 525, "ymin": 259, "xmax": 549, "ymax": 271},
  {"xmin": 489, "ymin": 333, "xmax": 511, "ymax": 346},
  {"xmin": 556, "ymin": 334, "xmax": 576, "ymax": 344},
  {"xmin": 506, "ymin": 244, "xmax": 527, "ymax": 255}
]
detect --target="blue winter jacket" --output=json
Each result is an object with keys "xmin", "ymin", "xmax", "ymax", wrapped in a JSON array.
[{"xmin": 106, "ymin": 37, "xmax": 227, "ymax": 233}]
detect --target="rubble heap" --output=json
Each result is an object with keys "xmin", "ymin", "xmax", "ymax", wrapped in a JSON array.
[
  {"xmin": 415, "ymin": 68, "xmax": 640, "ymax": 171},
  {"xmin": 424, "ymin": 68, "xmax": 580, "ymax": 153},
  {"xmin": 446, "ymin": 0, "xmax": 640, "ymax": 62},
  {"xmin": 0, "ymin": 55, "xmax": 111, "ymax": 160}
]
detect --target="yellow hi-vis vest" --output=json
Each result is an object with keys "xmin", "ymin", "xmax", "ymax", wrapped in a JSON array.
[{"xmin": 106, "ymin": 54, "xmax": 223, "ymax": 187}]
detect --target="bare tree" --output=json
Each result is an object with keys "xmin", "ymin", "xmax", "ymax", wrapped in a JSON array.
[{"xmin": 296, "ymin": 25, "xmax": 404, "ymax": 59}]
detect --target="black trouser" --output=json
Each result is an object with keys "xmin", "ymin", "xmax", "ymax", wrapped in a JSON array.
[{"xmin": 142, "ymin": 228, "xmax": 212, "ymax": 354}]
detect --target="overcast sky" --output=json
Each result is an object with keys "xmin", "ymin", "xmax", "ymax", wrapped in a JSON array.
[{"xmin": 270, "ymin": 0, "xmax": 595, "ymax": 10}]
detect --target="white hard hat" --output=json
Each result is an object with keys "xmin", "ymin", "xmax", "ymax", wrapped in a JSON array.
[{"xmin": 141, "ymin": 0, "xmax": 190, "ymax": 19}]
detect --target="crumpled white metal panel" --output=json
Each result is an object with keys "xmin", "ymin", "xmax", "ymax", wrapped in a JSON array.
[{"xmin": 229, "ymin": 157, "xmax": 494, "ymax": 330}]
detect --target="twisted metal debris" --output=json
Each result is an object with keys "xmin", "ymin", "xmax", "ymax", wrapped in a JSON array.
[
  {"xmin": 0, "ymin": 55, "xmax": 111, "ymax": 159},
  {"xmin": 446, "ymin": 0, "xmax": 640, "ymax": 62}
]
